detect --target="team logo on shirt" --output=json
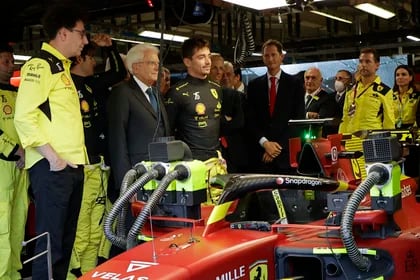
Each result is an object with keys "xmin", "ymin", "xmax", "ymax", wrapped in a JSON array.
[
  {"xmin": 195, "ymin": 103, "xmax": 206, "ymax": 115},
  {"xmin": 211, "ymin": 89, "xmax": 218, "ymax": 99},
  {"xmin": 81, "ymin": 100, "xmax": 90, "ymax": 113},
  {"xmin": 3, "ymin": 105, "xmax": 12, "ymax": 115},
  {"xmin": 61, "ymin": 74, "xmax": 71, "ymax": 86},
  {"xmin": 192, "ymin": 91, "xmax": 200, "ymax": 100}
]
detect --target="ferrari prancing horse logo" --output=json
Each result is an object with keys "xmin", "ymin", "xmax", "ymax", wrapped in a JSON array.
[{"xmin": 249, "ymin": 260, "xmax": 268, "ymax": 280}]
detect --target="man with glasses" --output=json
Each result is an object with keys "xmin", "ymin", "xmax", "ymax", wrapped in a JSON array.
[{"xmin": 14, "ymin": 3, "xmax": 88, "ymax": 279}]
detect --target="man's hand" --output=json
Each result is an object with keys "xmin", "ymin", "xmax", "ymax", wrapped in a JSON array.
[
  {"xmin": 307, "ymin": 111, "xmax": 319, "ymax": 119},
  {"xmin": 49, "ymin": 157, "xmax": 77, "ymax": 171},
  {"xmin": 15, "ymin": 146, "xmax": 25, "ymax": 169},
  {"xmin": 263, "ymin": 141, "xmax": 282, "ymax": 158},
  {"xmin": 262, "ymin": 152, "xmax": 274, "ymax": 163},
  {"xmin": 91, "ymin": 33, "xmax": 112, "ymax": 47},
  {"xmin": 36, "ymin": 143, "xmax": 77, "ymax": 171}
]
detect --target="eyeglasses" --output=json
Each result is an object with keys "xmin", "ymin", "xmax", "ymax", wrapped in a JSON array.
[
  {"xmin": 138, "ymin": 61, "xmax": 160, "ymax": 67},
  {"xmin": 71, "ymin": 29, "xmax": 87, "ymax": 39}
]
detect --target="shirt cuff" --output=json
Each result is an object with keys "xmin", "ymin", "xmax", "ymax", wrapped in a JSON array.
[{"xmin": 259, "ymin": 137, "xmax": 268, "ymax": 148}]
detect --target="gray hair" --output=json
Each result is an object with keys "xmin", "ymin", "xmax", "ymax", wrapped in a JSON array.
[{"xmin": 126, "ymin": 44, "xmax": 159, "ymax": 74}]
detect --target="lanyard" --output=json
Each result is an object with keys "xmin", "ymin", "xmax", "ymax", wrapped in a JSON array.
[{"xmin": 352, "ymin": 81, "xmax": 374, "ymax": 104}]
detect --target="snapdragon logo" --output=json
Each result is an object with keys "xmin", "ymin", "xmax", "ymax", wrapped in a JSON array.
[{"xmin": 284, "ymin": 177, "xmax": 322, "ymax": 187}]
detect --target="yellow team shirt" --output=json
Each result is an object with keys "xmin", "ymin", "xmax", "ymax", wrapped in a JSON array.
[
  {"xmin": 392, "ymin": 87, "xmax": 420, "ymax": 128},
  {"xmin": 0, "ymin": 84, "xmax": 20, "ymax": 159},
  {"xmin": 14, "ymin": 43, "xmax": 87, "ymax": 168},
  {"xmin": 339, "ymin": 76, "xmax": 395, "ymax": 134}
]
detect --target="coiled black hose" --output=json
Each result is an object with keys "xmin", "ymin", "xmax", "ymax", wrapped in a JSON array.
[
  {"xmin": 126, "ymin": 165, "xmax": 189, "ymax": 250},
  {"xmin": 340, "ymin": 171, "xmax": 381, "ymax": 272},
  {"xmin": 234, "ymin": 11, "xmax": 255, "ymax": 64},
  {"xmin": 104, "ymin": 169, "xmax": 159, "ymax": 249},
  {"xmin": 117, "ymin": 169, "xmax": 137, "ymax": 238}
]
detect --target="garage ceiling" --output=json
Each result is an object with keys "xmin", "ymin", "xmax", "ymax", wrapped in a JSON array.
[{"xmin": 3, "ymin": 0, "xmax": 419, "ymax": 69}]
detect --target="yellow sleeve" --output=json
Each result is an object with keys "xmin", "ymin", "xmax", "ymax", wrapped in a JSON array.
[
  {"xmin": 14, "ymin": 58, "xmax": 51, "ymax": 149},
  {"xmin": 382, "ymin": 89, "xmax": 396, "ymax": 129}
]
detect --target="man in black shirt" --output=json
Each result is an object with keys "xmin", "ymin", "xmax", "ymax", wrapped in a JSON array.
[
  {"xmin": 68, "ymin": 33, "xmax": 127, "ymax": 278},
  {"xmin": 166, "ymin": 37, "xmax": 222, "ymax": 161}
]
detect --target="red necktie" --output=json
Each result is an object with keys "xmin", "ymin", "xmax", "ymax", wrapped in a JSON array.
[{"xmin": 269, "ymin": 76, "xmax": 277, "ymax": 116}]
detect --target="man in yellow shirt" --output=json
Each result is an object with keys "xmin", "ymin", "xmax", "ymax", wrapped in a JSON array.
[
  {"xmin": 14, "ymin": 3, "xmax": 88, "ymax": 279},
  {"xmin": 339, "ymin": 48, "xmax": 395, "ymax": 134},
  {"xmin": 0, "ymin": 43, "xmax": 29, "ymax": 280}
]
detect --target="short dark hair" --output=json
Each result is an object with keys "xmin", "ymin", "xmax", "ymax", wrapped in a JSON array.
[
  {"xmin": 262, "ymin": 39, "xmax": 284, "ymax": 54},
  {"xmin": 393, "ymin": 65, "xmax": 415, "ymax": 92},
  {"xmin": 234, "ymin": 65, "xmax": 242, "ymax": 81},
  {"xmin": 360, "ymin": 47, "xmax": 380, "ymax": 63},
  {"xmin": 42, "ymin": 2, "xmax": 87, "ymax": 40},
  {"xmin": 0, "ymin": 43, "xmax": 13, "ymax": 54},
  {"xmin": 182, "ymin": 37, "xmax": 209, "ymax": 59},
  {"xmin": 70, "ymin": 42, "xmax": 96, "ymax": 66},
  {"xmin": 337, "ymin": 69, "xmax": 353, "ymax": 83}
]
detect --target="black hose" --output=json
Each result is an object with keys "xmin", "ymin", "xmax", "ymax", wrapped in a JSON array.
[
  {"xmin": 104, "ymin": 169, "xmax": 159, "ymax": 249},
  {"xmin": 234, "ymin": 11, "xmax": 255, "ymax": 64},
  {"xmin": 340, "ymin": 171, "xmax": 381, "ymax": 272},
  {"xmin": 117, "ymin": 169, "xmax": 137, "ymax": 238},
  {"xmin": 126, "ymin": 165, "xmax": 190, "ymax": 249},
  {"xmin": 242, "ymin": 12, "xmax": 255, "ymax": 54}
]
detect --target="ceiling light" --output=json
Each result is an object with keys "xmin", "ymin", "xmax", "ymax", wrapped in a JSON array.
[
  {"xmin": 310, "ymin": 10, "xmax": 352, "ymax": 24},
  {"xmin": 111, "ymin": 37, "xmax": 160, "ymax": 46},
  {"xmin": 354, "ymin": 3, "xmax": 395, "ymax": 19},
  {"xmin": 138, "ymin": 31, "xmax": 189, "ymax": 43},
  {"xmin": 222, "ymin": 0, "xmax": 324, "ymax": 10},
  {"xmin": 406, "ymin": 35, "xmax": 420, "ymax": 42}
]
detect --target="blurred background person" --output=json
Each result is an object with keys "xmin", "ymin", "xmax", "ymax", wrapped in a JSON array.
[
  {"xmin": 159, "ymin": 66, "xmax": 171, "ymax": 97},
  {"xmin": 393, "ymin": 65, "xmax": 420, "ymax": 178},
  {"xmin": 209, "ymin": 56, "xmax": 247, "ymax": 173},
  {"xmin": 392, "ymin": 65, "xmax": 420, "ymax": 129},
  {"xmin": 334, "ymin": 69, "xmax": 353, "ymax": 119},
  {"xmin": 68, "ymin": 33, "xmax": 127, "ymax": 279},
  {"xmin": 0, "ymin": 43, "xmax": 29, "ymax": 280}
]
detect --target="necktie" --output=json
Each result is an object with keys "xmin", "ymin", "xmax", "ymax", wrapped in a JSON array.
[
  {"xmin": 269, "ymin": 76, "xmax": 276, "ymax": 116},
  {"xmin": 146, "ymin": 87, "xmax": 158, "ymax": 113},
  {"xmin": 305, "ymin": 95, "xmax": 312, "ymax": 108}
]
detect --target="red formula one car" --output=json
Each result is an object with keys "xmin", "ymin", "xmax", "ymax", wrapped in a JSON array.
[{"xmin": 81, "ymin": 127, "xmax": 420, "ymax": 280}]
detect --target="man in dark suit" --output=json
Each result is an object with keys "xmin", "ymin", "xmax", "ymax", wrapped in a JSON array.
[
  {"xmin": 334, "ymin": 69, "xmax": 353, "ymax": 119},
  {"xmin": 107, "ymin": 43, "xmax": 170, "ymax": 200},
  {"xmin": 304, "ymin": 67, "xmax": 339, "ymax": 136},
  {"xmin": 304, "ymin": 67, "xmax": 339, "ymax": 119},
  {"xmin": 247, "ymin": 39, "xmax": 305, "ymax": 174}
]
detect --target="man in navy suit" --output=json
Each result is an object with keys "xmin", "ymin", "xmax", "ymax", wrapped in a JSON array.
[
  {"xmin": 246, "ymin": 39, "xmax": 305, "ymax": 174},
  {"xmin": 107, "ymin": 43, "xmax": 170, "ymax": 199}
]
